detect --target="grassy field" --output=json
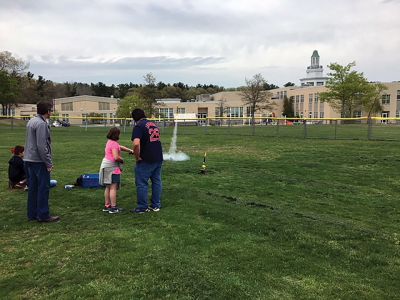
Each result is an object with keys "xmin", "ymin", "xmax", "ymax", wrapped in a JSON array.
[{"xmin": 0, "ymin": 125, "xmax": 399, "ymax": 299}]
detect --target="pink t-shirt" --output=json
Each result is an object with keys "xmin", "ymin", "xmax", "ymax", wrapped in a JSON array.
[{"xmin": 104, "ymin": 139, "xmax": 122, "ymax": 174}]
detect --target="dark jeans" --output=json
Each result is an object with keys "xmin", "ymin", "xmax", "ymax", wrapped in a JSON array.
[
  {"xmin": 25, "ymin": 161, "xmax": 51, "ymax": 220},
  {"xmin": 135, "ymin": 161, "xmax": 162, "ymax": 209}
]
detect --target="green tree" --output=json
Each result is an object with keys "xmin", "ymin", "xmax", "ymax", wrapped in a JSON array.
[
  {"xmin": 263, "ymin": 82, "xmax": 279, "ymax": 90},
  {"xmin": 0, "ymin": 51, "xmax": 28, "ymax": 75},
  {"xmin": 65, "ymin": 82, "xmax": 78, "ymax": 97},
  {"xmin": 282, "ymin": 96, "xmax": 294, "ymax": 117},
  {"xmin": 91, "ymin": 82, "xmax": 114, "ymax": 97},
  {"xmin": 360, "ymin": 82, "xmax": 387, "ymax": 118},
  {"xmin": 320, "ymin": 62, "xmax": 370, "ymax": 118},
  {"xmin": 0, "ymin": 70, "xmax": 19, "ymax": 115},
  {"xmin": 284, "ymin": 82, "xmax": 295, "ymax": 87},
  {"xmin": 0, "ymin": 51, "xmax": 28, "ymax": 113},
  {"xmin": 241, "ymin": 73, "xmax": 275, "ymax": 134},
  {"xmin": 136, "ymin": 73, "xmax": 159, "ymax": 116},
  {"xmin": 116, "ymin": 94, "xmax": 145, "ymax": 118}
]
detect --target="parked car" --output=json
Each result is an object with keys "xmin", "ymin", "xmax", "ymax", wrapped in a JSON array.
[
  {"xmin": 52, "ymin": 120, "xmax": 62, "ymax": 127},
  {"xmin": 60, "ymin": 120, "xmax": 70, "ymax": 127},
  {"xmin": 52, "ymin": 120, "xmax": 70, "ymax": 127}
]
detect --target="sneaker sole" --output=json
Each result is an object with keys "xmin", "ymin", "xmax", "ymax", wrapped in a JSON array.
[{"xmin": 131, "ymin": 209, "xmax": 150, "ymax": 214}]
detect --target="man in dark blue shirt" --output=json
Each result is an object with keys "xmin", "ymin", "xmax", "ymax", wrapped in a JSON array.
[{"xmin": 131, "ymin": 108, "xmax": 163, "ymax": 213}]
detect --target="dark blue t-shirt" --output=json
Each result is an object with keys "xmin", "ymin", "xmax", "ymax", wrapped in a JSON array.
[{"xmin": 132, "ymin": 119, "xmax": 163, "ymax": 163}]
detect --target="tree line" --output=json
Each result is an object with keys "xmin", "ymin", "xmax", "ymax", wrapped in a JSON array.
[{"xmin": 0, "ymin": 51, "xmax": 230, "ymax": 115}]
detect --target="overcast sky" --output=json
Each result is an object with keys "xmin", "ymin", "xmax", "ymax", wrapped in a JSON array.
[{"xmin": 1, "ymin": 0, "xmax": 399, "ymax": 87}]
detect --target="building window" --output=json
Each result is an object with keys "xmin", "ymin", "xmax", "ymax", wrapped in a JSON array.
[
  {"xmin": 309, "ymin": 94, "xmax": 313, "ymax": 103},
  {"xmin": 177, "ymin": 108, "xmax": 185, "ymax": 114},
  {"xmin": 62, "ymin": 114, "xmax": 69, "ymax": 121},
  {"xmin": 317, "ymin": 82, "xmax": 324, "ymax": 86},
  {"xmin": 300, "ymin": 95, "xmax": 304, "ymax": 103},
  {"xmin": 99, "ymin": 102, "xmax": 110, "ymax": 110},
  {"xmin": 381, "ymin": 111, "xmax": 389, "ymax": 124},
  {"xmin": 215, "ymin": 107, "xmax": 223, "ymax": 117},
  {"xmin": 227, "ymin": 107, "xmax": 243, "ymax": 118},
  {"xmin": 354, "ymin": 111, "xmax": 362, "ymax": 118},
  {"xmin": 309, "ymin": 112, "xmax": 312, "ymax": 118},
  {"xmin": 396, "ymin": 111, "xmax": 399, "ymax": 118},
  {"xmin": 99, "ymin": 113, "xmax": 107, "ymax": 124},
  {"xmin": 382, "ymin": 94, "xmax": 390, "ymax": 105},
  {"xmin": 295, "ymin": 95, "xmax": 299, "ymax": 103},
  {"xmin": 61, "ymin": 102, "xmax": 73, "ymax": 111},
  {"xmin": 314, "ymin": 112, "xmax": 318, "ymax": 118},
  {"xmin": 157, "ymin": 108, "xmax": 173, "ymax": 118},
  {"xmin": 397, "ymin": 90, "xmax": 400, "ymax": 100},
  {"xmin": 320, "ymin": 112, "xmax": 324, "ymax": 118},
  {"xmin": 246, "ymin": 106, "xmax": 254, "ymax": 117}
]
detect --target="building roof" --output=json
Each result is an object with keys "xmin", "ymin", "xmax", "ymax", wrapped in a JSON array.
[
  {"xmin": 312, "ymin": 50, "xmax": 320, "ymax": 57},
  {"xmin": 300, "ymin": 76, "xmax": 329, "ymax": 81},
  {"xmin": 156, "ymin": 98, "xmax": 181, "ymax": 103},
  {"xmin": 54, "ymin": 95, "xmax": 119, "ymax": 103}
]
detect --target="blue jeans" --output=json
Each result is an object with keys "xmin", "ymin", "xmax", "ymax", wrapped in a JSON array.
[
  {"xmin": 25, "ymin": 162, "xmax": 51, "ymax": 220},
  {"xmin": 135, "ymin": 161, "xmax": 162, "ymax": 209}
]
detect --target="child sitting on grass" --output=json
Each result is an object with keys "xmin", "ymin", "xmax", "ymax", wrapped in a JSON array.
[
  {"xmin": 8, "ymin": 145, "xmax": 27, "ymax": 189},
  {"xmin": 99, "ymin": 127, "xmax": 133, "ymax": 214}
]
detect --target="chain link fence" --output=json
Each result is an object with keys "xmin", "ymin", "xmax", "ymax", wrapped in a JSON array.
[{"xmin": 1, "ymin": 115, "xmax": 400, "ymax": 141}]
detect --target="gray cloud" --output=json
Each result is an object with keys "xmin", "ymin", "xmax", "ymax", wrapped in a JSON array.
[
  {"xmin": 1, "ymin": 0, "xmax": 399, "ymax": 86},
  {"xmin": 30, "ymin": 55, "xmax": 224, "ymax": 70}
]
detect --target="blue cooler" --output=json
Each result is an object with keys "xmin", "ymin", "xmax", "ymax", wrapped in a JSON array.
[{"xmin": 81, "ymin": 174, "xmax": 102, "ymax": 188}]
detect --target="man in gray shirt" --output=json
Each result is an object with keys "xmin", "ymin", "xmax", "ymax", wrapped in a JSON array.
[{"xmin": 24, "ymin": 101, "xmax": 60, "ymax": 222}]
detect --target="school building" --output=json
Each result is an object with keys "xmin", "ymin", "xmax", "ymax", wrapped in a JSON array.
[
  {"xmin": 155, "ymin": 51, "xmax": 400, "ymax": 124},
  {"xmin": 53, "ymin": 95, "xmax": 119, "ymax": 125},
  {"xmin": 9, "ymin": 51, "xmax": 400, "ymax": 125}
]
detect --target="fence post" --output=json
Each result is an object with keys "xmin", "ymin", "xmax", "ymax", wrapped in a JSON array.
[
  {"xmin": 367, "ymin": 116, "xmax": 372, "ymax": 140},
  {"xmin": 303, "ymin": 119, "xmax": 307, "ymax": 139},
  {"xmin": 276, "ymin": 118, "xmax": 280, "ymax": 136},
  {"xmin": 334, "ymin": 119, "xmax": 337, "ymax": 140}
]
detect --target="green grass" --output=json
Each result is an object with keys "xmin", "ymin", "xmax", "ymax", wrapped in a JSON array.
[{"xmin": 0, "ymin": 126, "xmax": 399, "ymax": 299}]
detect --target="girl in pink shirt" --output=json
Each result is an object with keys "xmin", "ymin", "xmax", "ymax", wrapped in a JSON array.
[{"xmin": 102, "ymin": 127, "xmax": 133, "ymax": 213}]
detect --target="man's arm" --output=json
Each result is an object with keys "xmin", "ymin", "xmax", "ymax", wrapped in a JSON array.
[
  {"xmin": 36, "ymin": 122, "xmax": 53, "ymax": 171},
  {"xmin": 133, "ymin": 138, "xmax": 141, "ymax": 161}
]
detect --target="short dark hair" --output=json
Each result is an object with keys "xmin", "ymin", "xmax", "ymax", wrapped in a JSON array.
[
  {"xmin": 131, "ymin": 108, "xmax": 146, "ymax": 122},
  {"xmin": 11, "ymin": 145, "xmax": 24, "ymax": 156},
  {"xmin": 37, "ymin": 101, "xmax": 53, "ymax": 115},
  {"xmin": 107, "ymin": 127, "xmax": 120, "ymax": 141}
]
